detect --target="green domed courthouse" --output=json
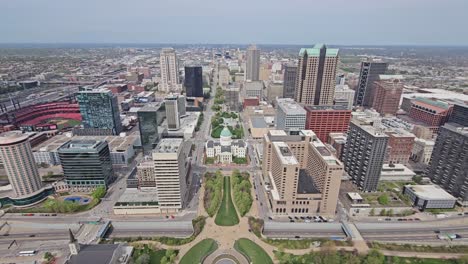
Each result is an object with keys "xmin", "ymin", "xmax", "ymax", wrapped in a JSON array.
[{"xmin": 205, "ymin": 125, "xmax": 247, "ymax": 164}]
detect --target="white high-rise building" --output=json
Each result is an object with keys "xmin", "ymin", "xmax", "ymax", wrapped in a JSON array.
[
  {"xmin": 160, "ymin": 48, "xmax": 180, "ymax": 92},
  {"xmin": 275, "ymin": 98, "xmax": 306, "ymax": 130},
  {"xmin": 0, "ymin": 131, "xmax": 42, "ymax": 197},
  {"xmin": 246, "ymin": 45, "xmax": 260, "ymax": 81},
  {"xmin": 153, "ymin": 138, "xmax": 187, "ymax": 213}
]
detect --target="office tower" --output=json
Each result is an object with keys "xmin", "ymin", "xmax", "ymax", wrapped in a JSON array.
[
  {"xmin": 160, "ymin": 48, "xmax": 180, "ymax": 92},
  {"xmin": 224, "ymin": 85, "xmax": 241, "ymax": 112},
  {"xmin": 304, "ymin": 105, "xmax": 351, "ymax": 143},
  {"xmin": 246, "ymin": 45, "xmax": 260, "ymax": 81},
  {"xmin": 266, "ymin": 82, "xmax": 283, "ymax": 102},
  {"xmin": 76, "ymin": 88, "xmax": 122, "ymax": 135},
  {"xmin": 282, "ymin": 64, "xmax": 297, "ymax": 99},
  {"xmin": 275, "ymin": 98, "xmax": 306, "ymax": 130},
  {"xmin": 58, "ymin": 140, "xmax": 114, "ymax": 191},
  {"xmin": 262, "ymin": 130, "xmax": 343, "ymax": 216},
  {"xmin": 164, "ymin": 94, "xmax": 185, "ymax": 130},
  {"xmin": 153, "ymin": 138, "xmax": 188, "ymax": 212},
  {"xmin": 138, "ymin": 103, "xmax": 161, "ymax": 152},
  {"xmin": 354, "ymin": 60, "xmax": 388, "ymax": 107},
  {"xmin": 295, "ymin": 44, "xmax": 339, "ymax": 105},
  {"xmin": 0, "ymin": 131, "xmax": 42, "ymax": 197},
  {"xmin": 372, "ymin": 80, "xmax": 403, "ymax": 116},
  {"xmin": 385, "ymin": 131, "xmax": 415, "ymax": 165},
  {"xmin": 184, "ymin": 66, "xmax": 203, "ymax": 97},
  {"xmin": 244, "ymin": 81, "xmax": 264, "ymax": 99},
  {"xmin": 449, "ymin": 104, "xmax": 468, "ymax": 126},
  {"xmin": 334, "ymin": 84, "xmax": 355, "ymax": 110},
  {"xmin": 342, "ymin": 119, "xmax": 389, "ymax": 192},
  {"xmin": 177, "ymin": 95, "xmax": 186, "ymax": 116},
  {"xmin": 426, "ymin": 123, "xmax": 468, "ymax": 205}
]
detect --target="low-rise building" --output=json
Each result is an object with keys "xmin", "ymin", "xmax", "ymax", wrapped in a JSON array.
[
  {"xmin": 380, "ymin": 164, "xmax": 416, "ymax": 181},
  {"xmin": 403, "ymin": 185, "xmax": 457, "ymax": 210}
]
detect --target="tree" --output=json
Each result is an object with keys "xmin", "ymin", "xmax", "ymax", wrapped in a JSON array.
[
  {"xmin": 369, "ymin": 208, "xmax": 376, "ymax": 216},
  {"xmin": 378, "ymin": 194, "xmax": 389, "ymax": 205},
  {"xmin": 135, "ymin": 253, "xmax": 150, "ymax": 264},
  {"xmin": 412, "ymin": 175, "xmax": 423, "ymax": 184},
  {"xmin": 44, "ymin": 252, "xmax": 54, "ymax": 261},
  {"xmin": 379, "ymin": 209, "xmax": 387, "ymax": 216},
  {"xmin": 91, "ymin": 186, "xmax": 106, "ymax": 199},
  {"xmin": 363, "ymin": 249, "xmax": 385, "ymax": 264},
  {"xmin": 386, "ymin": 209, "xmax": 394, "ymax": 216}
]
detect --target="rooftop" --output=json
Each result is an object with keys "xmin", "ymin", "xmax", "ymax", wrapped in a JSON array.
[
  {"xmin": 277, "ymin": 98, "xmax": 306, "ymax": 115},
  {"xmin": 299, "ymin": 44, "xmax": 339, "ymax": 57},
  {"xmin": 33, "ymin": 134, "xmax": 138, "ymax": 153},
  {"xmin": 405, "ymin": 184, "xmax": 456, "ymax": 201},
  {"xmin": 155, "ymin": 138, "xmax": 183, "ymax": 153},
  {"xmin": 273, "ymin": 142, "xmax": 298, "ymax": 165},
  {"xmin": 297, "ymin": 170, "xmax": 320, "ymax": 194},
  {"xmin": 304, "ymin": 104, "xmax": 350, "ymax": 111},
  {"xmin": 0, "ymin": 131, "xmax": 29, "ymax": 145}
]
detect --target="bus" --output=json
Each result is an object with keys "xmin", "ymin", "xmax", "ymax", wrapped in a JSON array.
[{"xmin": 18, "ymin": 250, "xmax": 37, "ymax": 256}]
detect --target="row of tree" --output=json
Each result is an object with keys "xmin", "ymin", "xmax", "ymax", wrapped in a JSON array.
[
  {"xmin": 231, "ymin": 170, "xmax": 253, "ymax": 216},
  {"xmin": 203, "ymin": 171, "xmax": 224, "ymax": 217}
]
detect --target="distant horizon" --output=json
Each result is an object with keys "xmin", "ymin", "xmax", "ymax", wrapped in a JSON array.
[{"xmin": 1, "ymin": 42, "xmax": 468, "ymax": 48}]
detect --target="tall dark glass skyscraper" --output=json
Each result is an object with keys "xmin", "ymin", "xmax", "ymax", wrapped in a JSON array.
[
  {"xmin": 58, "ymin": 140, "xmax": 114, "ymax": 191},
  {"xmin": 282, "ymin": 64, "xmax": 297, "ymax": 99},
  {"xmin": 354, "ymin": 60, "xmax": 388, "ymax": 107},
  {"xmin": 138, "ymin": 103, "xmax": 162, "ymax": 152},
  {"xmin": 184, "ymin": 66, "xmax": 203, "ymax": 97},
  {"xmin": 76, "ymin": 88, "xmax": 123, "ymax": 135}
]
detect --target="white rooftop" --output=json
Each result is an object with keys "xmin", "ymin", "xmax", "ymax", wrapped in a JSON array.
[
  {"xmin": 273, "ymin": 141, "xmax": 298, "ymax": 165},
  {"xmin": 347, "ymin": 192, "xmax": 363, "ymax": 201},
  {"xmin": 405, "ymin": 185, "xmax": 456, "ymax": 201}
]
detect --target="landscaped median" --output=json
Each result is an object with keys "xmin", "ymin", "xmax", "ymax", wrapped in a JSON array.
[
  {"xmin": 179, "ymin": 238, "xmax": 218, "ymax": 264},
  {"xmin": 231, "ymin": 170, "xmax": 253, "ymax": 217},
  {"xmin": 234, "ymin": 238, "xmax": 273, "ymax": 264},
  {"xmin": 214, "ymin": 176, "xmax": 239, "ymax": 226},
  {"xmin": 203, "ymin": 171, "xmax": 223, "ymax": 217}
]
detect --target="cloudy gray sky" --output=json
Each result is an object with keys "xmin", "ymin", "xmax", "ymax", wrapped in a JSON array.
[{"xmin": 1, "ymin": 0, "xmax": 467, "ymax": 45}]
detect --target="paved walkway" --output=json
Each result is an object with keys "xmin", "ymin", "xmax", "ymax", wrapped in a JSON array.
[{"xmin": 203, "ymin": 249, "xmax": 249, "ymax": 264}]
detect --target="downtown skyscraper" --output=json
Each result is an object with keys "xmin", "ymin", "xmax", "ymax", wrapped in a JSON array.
[
  {"xmin": 246, "ymin": 45, "xmax": 260, "ymax": 81},
  {"xmin": 295, "ymin": 44, "xmax": 339, "ymax": 105},
  {"xmin": 160, "ymin": 48, "xmax": 180, "ymax": 92},
  {"xmin": 184, "ymin": 66, "xmax": 203, "ymax": 97},
  {"xmin": 354, "ymin": 60, "xmax": 388, "ymax": 107}
]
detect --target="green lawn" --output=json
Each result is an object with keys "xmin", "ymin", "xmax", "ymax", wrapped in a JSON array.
[
  {"xmin": 132, "ymin": 248, "xmax": 178, "ymax": 264},
  {"xmin": 211, "ymin": 126, "xmax": 224, "ymax": 138},
  {"xmin": 179, "ymin": 239, "xmax": 218, "ymax": 264},
  {"xmin": 235, "ymin": 238, "xmax": 273, "ymax": 264},
  {"xmin": 215, "ymin": 176, "xmax": 239, "ymax": 226}
]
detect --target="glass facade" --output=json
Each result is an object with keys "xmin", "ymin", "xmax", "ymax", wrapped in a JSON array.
[
  {"xmin": 58, "ymin": 140, "xmax": 114, "ymax": 188},
  {"xmin": 184, "ymin": 66, "xmax": 203, "ymax": 97},
  {"xmin": 76, "ymin": 89, "xmax": 123, "ymax": 135},
  {"xmin": 138, "ymin": 104, "xmax": 161, "ymax": 152}
]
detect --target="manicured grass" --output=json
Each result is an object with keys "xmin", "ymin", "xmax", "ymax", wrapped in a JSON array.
[
  {"xmin": 179, "ymin": 238, "xmax": 218, "ymax": 264},
  {"xmin": 234, "ymin": 238, "xmax": 273, "ymax": 264},
  {"xmin": 132, "ymin": 247, "xmax": 178, "ymax": 264},
  {"xmin": 215, "ymin": 176, "xmax": 239, "ymax": 226},
  {"xmin": 211, "ymin": 126, "xmax": 224, "ymax": 138}
]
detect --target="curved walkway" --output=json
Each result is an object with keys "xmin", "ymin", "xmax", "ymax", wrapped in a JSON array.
[{"xmin": 203, "ymin": 249, "xmax": 249, "ymax": 264}]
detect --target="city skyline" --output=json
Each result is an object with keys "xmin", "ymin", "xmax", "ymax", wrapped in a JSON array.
[{"xmin": 1, "ymin": 0, "xmax": 468, "ymax": 45}]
